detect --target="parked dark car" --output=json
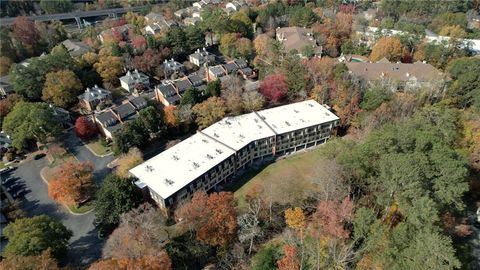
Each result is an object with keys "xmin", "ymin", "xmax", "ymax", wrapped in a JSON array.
[
  {"xmin": 33, "ymin": 153, "xmax": 46, "ymax": 160},
  {"xmin": 1, "ymin": 177, "xmax": 15, "ymax": 185}
]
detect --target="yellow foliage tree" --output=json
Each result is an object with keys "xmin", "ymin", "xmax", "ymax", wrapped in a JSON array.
[
  {"xmin": 116, "ymin": 147, "xmax": 144, "ymax": 178},
  {"xmin": 370, "ymin": 37, "xmax": 404, "ymax": 62},
  {"xmin": 439, "ymin": 25, "xmax": 467, "ymax": 39},
  {"xmin": 285, "ymin": 207, "xmax": 306, "ymax": 231},
  {"xmin": 94, "ymin": 55, "xmax": 123, "ymax": 86},
  {"xmin": 192, "ymin": 97, "xmax": 227, "ymax": 129}
]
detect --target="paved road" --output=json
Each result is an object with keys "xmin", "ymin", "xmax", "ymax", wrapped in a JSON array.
[
  {"xmin": 0, "ymin": 5, "xmax": 147, "ymax": 26},
  {"xmin": 63, "ymin": 130, "xmax": 115, "ymax": 183},
  {"xmin": 8, "ymin": 159, "xmax": 102, "ymax": 266},
  {"xmin": 4, "ymin": 131, "xmax": 116, "ymax": 266}
]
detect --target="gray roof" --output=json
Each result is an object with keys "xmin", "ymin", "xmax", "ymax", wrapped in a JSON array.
[
  {"xmin": 61, "ymin": 39, "xmax": 91, "ymax": 57},
  {"xmin": 114, "ymin": 103, "xmax": 137, "ymax": 120},
  {"xmin": 96, "ymin": 111, "xmax": 118, "ymax": 127},
  {"xmin": 239, "ymin": 67, "xmax": 253, "ymax": 76},
  {"xmin": 120, "ymin": 70, "xmax": 149, "ymax": 84},
  {"xmin": 106, "ymin": 123, "xmax": 122, "ymax": 134},
  {"xmin": 78, "ymin": 86, "xmax": 111, "ymax": 102},
  {"xmin": 175, "ymin": 79, "xmax": 193, "ymax": 93},
  {"xmin": 129, "ymin": 96, "xmax": 148, "ymax": 110},
  {"xmin": 223, "ymin": 62, "xmax": 238, "ymax": 74},
  {"xmin": 145, "ymin": 12, "xmax": 164, "ymax": 23},
  {"xmin": 158, "ymin": 84, "xmax": 177, "ymax": 97},
  {"xmin": 188, "ymin": 74, "xmax": 204, "ymax": 86},
  {"xmin": 0, "ymin": 75, "xmax": 13, "ymax": 94},
  {"xmin": 234, "ymin": 58, "xmax": 248, "ymax": 69},
  {"xmin": 209, "ymin": 65, "xmax": 225, "ymax": 77}
]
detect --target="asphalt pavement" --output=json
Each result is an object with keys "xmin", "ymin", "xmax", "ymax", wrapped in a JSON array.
[{"xmin": 2, "ymin": 130, "xmax": 116, "ymax": 266}]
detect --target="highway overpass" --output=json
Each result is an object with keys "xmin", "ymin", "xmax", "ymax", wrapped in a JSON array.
[{"xmin": 0, "ymin": 4, "xmax": 179, "ymax": 28}]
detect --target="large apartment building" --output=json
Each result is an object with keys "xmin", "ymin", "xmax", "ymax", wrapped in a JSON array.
[{"xmin": 130, "ymin": 100, "xmax": 339, "ymax": 211}]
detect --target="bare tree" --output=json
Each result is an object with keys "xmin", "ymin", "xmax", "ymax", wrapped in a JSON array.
[{"xmin": 237, "ymin": 197, "xmax": 263, "ymax": 255}]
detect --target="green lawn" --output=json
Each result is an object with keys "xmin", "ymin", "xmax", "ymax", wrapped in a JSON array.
[
  {"xmin": 68, "ymin": 201, "xmax": 94, "ymax": 214},
  {"xmin": 85, "ymin": 137, "xmax": 111, "ymax": 156},
  {"xmin": 231, "ymin": 146, "xmax": 327, "ymax": 208}
]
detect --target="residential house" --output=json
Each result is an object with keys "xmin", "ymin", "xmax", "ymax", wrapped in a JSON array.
[
  {"xmin": 467, "ymin": 12, "xmax": 480, "ymax": 29},
  {"xmin": 97, "ymin": 24, "xmax": 134, "ymax": 43},
  {"xmin": 119, "ymin": 69, "xmax": 150, "ymax": 93},
  {"xmin": 193, "ymin": 1, "xmax": 208, "ymax": 9},
  {"xmin": 155, "ymin": 83, "xmax": 181, "ymax": 106},
  {"xmin": 276, "ymin": 27, "xmax": 322, "ymax": 57},
  {"xmin": 130, "ymin": 100, "xmax": 339, "ymax": 212},
  {"xmin": 95, "ymin": 110, "xmax": 121, "ymax": 139},
  {"xmin": 174, "ymin": 8, "xmax": 189, "ymax": 19},
  {"xmin": 78, "ymin": 85, "xmax": 112, "ymax": 112},
  {"xmin": 188, "ymin": 73, "xmax": 207, "ymax": 93},
  {"xmin": 95, "ymin": 97, "xmax": 148, "ymax": 139},
  {"xmin": 206, "ymin": 65, "xmax": 226, "ymax": 81},
  {"xmin": 144, "ymin": 12, "xmax": 164, "ymax": 24},
  {"xmin": 189, "ymin": 48, "xmax": 216, "ymax": 67},
  {"xmin": 183, "ymin": 17, "xmax": 201, "ymax": 26},
  {"xmin": 205, "ymin": 32, "xmax": 220, "ymax": 46},
  {"xmin": 61, "ymin": 39, "xmax": 92, "ymax": 57},
  {"xmin": 0, "ymin": 132, "xmax": 12, "ymax": 151},
  {"xmin": 129, "ymin": 96, "xmax": 148, "ymax": 111},
  {"xmin": 50, "ymin": 105, "xmax": 73, "ymax": 128},
  {"xmin": 163, "ymin": 59, "xmax": 185, "ymax": 78},
  {"xmin": 225, "ymin": 1, "xmax": 245, "ymax": 14},
  {"xmin": 345, "ymin": 61, "xmax": 448, "ymax": 92},
  {"xmin": 0, "ymin": 76, "xmax": 13, "ymax": 98},
  {"xmin": 173, "ymin": 77, "xmax": 193, "ymax": 95}
]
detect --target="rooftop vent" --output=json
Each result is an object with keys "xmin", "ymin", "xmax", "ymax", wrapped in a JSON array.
[
  {"xmin": 254, "ymin": 118, "xmax": 259, "ymax": 123},
  {"xmin": 214, "ymin": 133, "xmax": 219, "ymax": 138},
  {"xmin": 308, "ymin": 103, "xmax": 314, "ymax": 107},
  {"xmin": 293, "ymin": 109, "xmax": 299, "ymax": 113},
  {"xmin": 285, "ymin": 121, "xmax": 291, "ymax": 126},
  {"xmin": 202, "ymin": 139, "xmax": 209, "ymax": 143},
  {"xmin": 145, "ymin": 165, "xmax": 154, "ymax": 172},
  {"xmin": 172, "ymin": 155, "xmax": 180, "ymax": 161},
  {"xmin": 193, "ymin": 162, "xmax": 200, "ymax": 169},
  {"xmin": 216, "ymin": 149, "xmax": 223, "ymax": 154},
  {"xmin": 206, "ymin": 154, "xmax": 213, "ymax": 160},
  {"xmin": 164, "ymin": 178, "xmax": 174, "ymax": 186}
]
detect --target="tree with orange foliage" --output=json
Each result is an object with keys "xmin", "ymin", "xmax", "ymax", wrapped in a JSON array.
[
  {"xmin": 277, "ymin": 245, "xmax": 300, "ymax": 270},
  {"xmin": 176, "ymin": 191, "xmax": 237, "ymax": 247},
  {"xmin": 313, "ymin": 197, "xmax": 354, "ymax": 239},
  {"xmin": 48, "ymin": 161, "xmax": 94, "ymax": 206},
  {"xmin": 285, "ymin": 207, "xmax": 306, "ymax": 232},
  {"xmin": 89, "ymin": 253, "xmax": 172, "ymax": 270},
  {"xmin": 163, "ymin": 106, "xmax": 178, "ymax": 128},
  {"xmin": 370, "ymin": 37, "xmax": 404, "ymax": 62}
]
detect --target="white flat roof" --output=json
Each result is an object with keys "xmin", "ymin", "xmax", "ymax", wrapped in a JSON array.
[
  {"xmin": 202, "ymin": 112, "xmax": 276, "ymax": 150},
  {"xmin": 130, "ymin": 132, "xmax": 235, "ymax": 199},
  {"xmin": 257, "ymin": 99, "xmax": 339, "ymax": 134},
  {"xmin": 130, "ymin": 100, "xmax": 339, "ymax": 200}
]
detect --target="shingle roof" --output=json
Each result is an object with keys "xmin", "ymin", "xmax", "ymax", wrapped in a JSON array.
[
  {"xmin": 223, "ymin": 62, "xmax": 238, "ymax": 74},
  {"xmin": 129, "ymin": 96, "xmax": 148, "ymax": 110},
  {"xmin": 209, "ymin": 65, "xmax": 225, "ymax": 77},
  {"xmin": 174, "ymin": 78, "xmax": 193, "ymax": 93},
  {"xmin": 114, "ymin": 103, "xmax": 137, "ymax": 120},
  {"xmin": 234, "ymin": 58, "xmax": 247, "ymax": 68},
  {"xmin": 345, "ymin": 62, "xmax": 446, "ymax": 82},
  {"xmin": 96, "ymin": 111, "xmax": 118, "ymax": 127},
  {"xmin": 276, "ymin": 27, "xmax": 319, "ymax": 54},
  {"xmin": 188, "ymin": 74, "xmax": 204, "ymax": 86},
  {"xmin": 78, "ymin": 86, "xmax": 110, "ymax": 102}
]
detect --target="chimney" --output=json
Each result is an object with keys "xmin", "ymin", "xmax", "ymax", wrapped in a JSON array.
[
  {"xmin": 94, "ymin": 84, "xmax": 98, "ymax": 88},
  {"xmin": 406, "ymin": 72, "xmax": 410, "ymax": 77},
  {"xmin": 86, "ymin": 87, "xmax": 91, "ymax": 92},
  {"xmin": 127, "ymin": 71, "xmax": 131, "ymax": 76}
]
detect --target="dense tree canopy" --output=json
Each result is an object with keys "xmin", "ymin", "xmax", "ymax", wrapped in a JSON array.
[
  {"xmin": 94, "ymin": 174, "xmax": 142, "ymax": 234},
  {"xmin": 9, "ymin": 45, "xmax": 78, "ymax": 100},
  {"xmin": 446, "ymin": 57, "xmax": 480, "ymax": 110},
  {"xmin": 42, "ymin": 69, "xmax": 83, "ymax": 108},
  {"xmin": 48, "ymin": 160, "xmax": 94, "ymax": 206},
  {"xmin": 3, "ymin": 215, "xmax": 72, "ymax": 259},
  {"xmin": 2, "ymin": 102, "xmax": 62, "ymax": 149}
]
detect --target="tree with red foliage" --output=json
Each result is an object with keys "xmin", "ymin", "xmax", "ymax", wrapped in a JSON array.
[
  {"xmin": 133, "ymin": 48, "xmax": 169, "ymax": 75},
  {"xmin": 260, "ymin": 73, "xmax": 288, "ymax": 103},
  {"xmin": 176, "ymin": 191, "xmax": 237, "ymax": 247},
  {"xmin": 111, "ymin": 27, "xmax": 124, "ymax": 42},
  {"xmin": 313, "ymin": 197, "xmax": 354, "ymax": 239},
  {"xmin": 12, "ymin": 16, "xmax": 39, "ymax": 54},
  {"xmin": 131, "ymin": 35, "xmax": 146, "ymax": 50},
  {"xmin": 89, "ymin": 253, "xmax": 172, "ymax": 270},
  {"xmin": 48, "ymin": 161, "xmax": 94, "ymax": 206},
  {"xmin": 277, "ymin": 244, "xmax": 300, "ymax": 270},
  {"xmin": 74, "ymin": 116, "xmax": 98, "ymax": 140}
]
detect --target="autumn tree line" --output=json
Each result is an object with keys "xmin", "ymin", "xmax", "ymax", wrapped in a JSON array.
[{"xmin": 1, "ymin": 1, "xmax": 480, "ymax": 269}]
